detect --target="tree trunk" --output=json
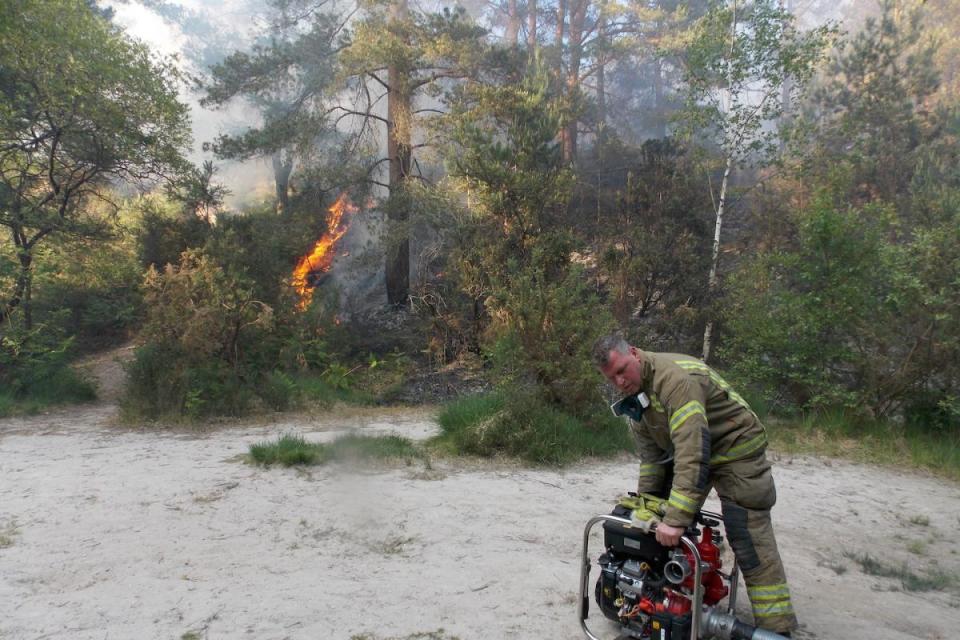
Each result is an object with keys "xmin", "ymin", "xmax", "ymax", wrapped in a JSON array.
[
  {"xmin": 555, "ymin": 0, "xmax": 567, "ymax": 157},
  {"xmin": 506, "ymin": 0, "xmax": 521, "ymax": 46},
  {"xmin": 527, "ymin": 0, "xmax": 537, "ymax": 49},
  {"xmin": 1, "ymin": 248, "xmax": 32, "ymax": 329},
  {"xmin": 596, "ymin": 3, "xmax": 606, "ymax": 136},
  {"xmin": 596, "ymin": 3, "xmax": 606, "ymax": 226},
  {"xmin": 779, "ymin": 0, "xmax": 793, "ymax": 150},
  {"xmin": 701, "ymin": 154, "xmax": 733, "ymax": 363},
  {"xmin": 554, "ymin": 0, "xmax": 565, "ymax": 81},
  {"xmin": 0, "ymin": 220, "xmax": 33, "ymax": 328},
  {"xmin": 386, "ymin": 0, "xmax": 412, "ymax": 308},
  {"xmin": 702, "ymin": 2, "xmax": 739, "ymax": 362},
  {"xmin": 653, "ymin": 55, "xmax": 666, "ymax": 139},
  {"xmin": 563, "ymin": 0, "xmax": 587, "ymax": 165},
  {"xmin": 272, "ymin": 150, "xmax": 294, "ymax": 216}
]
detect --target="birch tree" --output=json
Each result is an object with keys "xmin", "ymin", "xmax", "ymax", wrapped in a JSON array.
[{"xmin": 673, "ymin": 0, "xmax": 831, "ymax": 361}]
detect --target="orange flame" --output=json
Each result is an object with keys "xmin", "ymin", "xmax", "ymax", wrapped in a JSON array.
[{"xmin": 292, "ymin": 193, "xmax": 358, "ymax": 309}]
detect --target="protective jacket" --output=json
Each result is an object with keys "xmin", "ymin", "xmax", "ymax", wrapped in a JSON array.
[{"xmin": 629, "ymin": 351, "xmax": 768, "ymax": 528}]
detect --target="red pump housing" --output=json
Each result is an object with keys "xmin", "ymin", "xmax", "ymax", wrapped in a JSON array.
[{"xmin": 680, "ymin": 525, "xmax": 728, "ymax": 605}]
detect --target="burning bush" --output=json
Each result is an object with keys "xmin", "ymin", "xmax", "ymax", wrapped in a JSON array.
[{"xmin": 122, "ymin": 226, "xmax": 368, "ymax": 420}]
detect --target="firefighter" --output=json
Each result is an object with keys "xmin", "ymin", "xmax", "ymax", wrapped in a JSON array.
[{"xmin": 592, "ymin": 334, "xmax": 798, "ymax": 637}]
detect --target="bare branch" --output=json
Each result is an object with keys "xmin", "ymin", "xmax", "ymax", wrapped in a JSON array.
[{"xmin": 367, "ymin": 71, "xmax": 391, "ymax": 91}]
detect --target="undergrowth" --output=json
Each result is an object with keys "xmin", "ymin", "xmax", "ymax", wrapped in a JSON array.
[
  {"xmin": 430, "ymin": 391, "xmax": 632, "ymax": 466},
  {"xmin": 766, "ymin": 409, "xmax": 960, "ymax": 482},
  {"xmin": 0, "ymin": 369, "xmax": 96, "ymax": 418}
]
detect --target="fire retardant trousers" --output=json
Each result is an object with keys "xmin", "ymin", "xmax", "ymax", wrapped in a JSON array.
[{"xmin": 711, "ymin": 452, "xmax": 797, "ymax": 634}]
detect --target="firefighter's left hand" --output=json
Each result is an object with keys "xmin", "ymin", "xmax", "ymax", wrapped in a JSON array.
[{"xmin": 655, "ymin": 523, "xmax": 684, "ymax": 547}]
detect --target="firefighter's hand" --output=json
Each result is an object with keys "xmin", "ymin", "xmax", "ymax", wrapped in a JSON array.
[{"xmin": 655, "ymin": 523, "xmax": 684, "ymax": 547}]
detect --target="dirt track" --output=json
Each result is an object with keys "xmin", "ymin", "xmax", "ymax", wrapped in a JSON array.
[{"xmin": 1, "ymin": 355, "xmax": 959, "ymax": 639}]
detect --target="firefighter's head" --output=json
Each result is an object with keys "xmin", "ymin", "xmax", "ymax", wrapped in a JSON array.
[{"xmin": 593, "ymin": 334, "xmax": 643, "ymax": 395}]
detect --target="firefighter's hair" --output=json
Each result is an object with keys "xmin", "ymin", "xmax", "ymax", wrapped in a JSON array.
[{"xmin": 592, "ymin": 334, "xmax": 630, "ymax": 368}]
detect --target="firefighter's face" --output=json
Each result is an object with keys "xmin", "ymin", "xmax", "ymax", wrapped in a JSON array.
[{"xmin": 599, "ymin": 347, "xmax": 642, "ymax": 395}]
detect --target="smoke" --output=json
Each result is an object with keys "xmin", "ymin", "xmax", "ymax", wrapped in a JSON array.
[{"xmin": 104, "ymin": 0, "xmax": 275, "ymax": 209}]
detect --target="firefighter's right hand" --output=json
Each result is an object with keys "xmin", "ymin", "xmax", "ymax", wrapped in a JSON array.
[{"xmin": 655, "ymin": 523, "xmax": 684, "ymax": 547}]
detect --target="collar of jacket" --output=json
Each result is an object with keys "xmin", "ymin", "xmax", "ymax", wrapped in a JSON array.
[{"xmin": 636, "ymin": 349, "xmax": 655, "ymax": 392}]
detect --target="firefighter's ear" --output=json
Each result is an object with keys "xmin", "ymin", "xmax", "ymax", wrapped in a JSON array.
[{"xmin": 629, "ymin": 346, "xmax": 639, "ymax": 359}]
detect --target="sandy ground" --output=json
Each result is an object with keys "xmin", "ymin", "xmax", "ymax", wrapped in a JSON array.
[{"xmin": 1, "ymin": 353, "xmax": 959, "ymax": 640}]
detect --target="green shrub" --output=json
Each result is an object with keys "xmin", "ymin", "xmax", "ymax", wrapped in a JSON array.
[
  {"xmin": 122, "ymin": 342, "xmax": 188, "ymax": 418},
  {"xmin": 327, "ymin": 434, "xmax": 421, "ymax": 461},
  {"xmin": 134, "ymin": 194, "xmax": 211, "ymax": 270},
  {"xmin": 31, "ymin": 233, "xmax": 145, "ymax": 350},
  {"xmin": 0, "ymin": 322, "xmax": 96, "ymax": 415},
  {"xmin": 438, "ymin": 63, "xmax": 616, "ymax": 417},
  {"xmin": 485, "ymin": 250, "xmax": 616, "ymax": 416},
  {"xmin": 121, "ymin": 251, "xmax": 274, "ymax": 419},
  {"xmin": 260, "ymin": 370, "xmax": 299, "ymax": 411},
  {"xmin": 766, "ymin": 409, "xmax": 960, "ymax": 481},
  {"xmin": 123, "ymin": 342, "xmax": 255, "ymax": 419},
  {"xmin": 433, "ymin": 391, "xmax": 632, "ymax": 465},
  {"xmin": 722, "ymin": 193, "xmax": 960, "ymax": 421},
  {"xmin": 437, "ymin": 392, "xmax": 506, "ymax": 435}
]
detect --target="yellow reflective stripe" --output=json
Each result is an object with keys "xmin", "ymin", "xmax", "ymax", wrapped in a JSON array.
[
  {"xmin": 710, "ymin": 433, "xmax": 768, "ymax": 464},
  {"xmin": 638, "ymin": 463, "xmax": 662, "ymax": 477},
  {"xmin": 667, "ymin": 489, "xmax": 698, "ymax": 514},
  {"xmin": 752, "ymin": 601, "xmax": 795, "ymax": 617},
  {"xmin": 725, "ymin": 387, "xmax": 751, "ymax": 408},
  {"xmin": 747, "ymin": 584, "xmax": 791, "ymax": 600},
  {"xmin": 751, "ymin": 593, "xmax": 791, "ymax": 602},
  {"xmin": 669, "ymin": 400, "xmax": 706, "ymax": 432},
  {"xmin": 649, "ymin": 393, "xmax": 665, "ymax": 413},
  {"xmin": 674, "ymin": 359, "xmax": 709, "ymax": 370}
]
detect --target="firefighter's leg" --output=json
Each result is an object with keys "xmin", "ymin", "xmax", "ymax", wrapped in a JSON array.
[{"xmin": 713, "ymin": 453, "xmax": 797, "ymax": 635}]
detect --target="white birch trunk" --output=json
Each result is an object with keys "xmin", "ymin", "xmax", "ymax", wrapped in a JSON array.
[
  {"xmin": 701, "ymin": 153, "xmax": 733, "ymax": 362},
  {"xmin": 702, "ymin": 0, "xmax": 738, "ymax": 362}
]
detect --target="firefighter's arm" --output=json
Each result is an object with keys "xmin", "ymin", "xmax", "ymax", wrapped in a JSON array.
[
  {"xmin": 661, "ymin": 376, "xmax": 711, "ymax": 528},
  {"xmin": 629, "ymin": 422, "xmax": 669, "ymax": 495}
]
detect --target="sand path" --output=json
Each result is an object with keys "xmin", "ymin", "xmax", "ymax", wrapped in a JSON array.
[{"xmin": 1, "ymin": 349, "xmax": 958, "ymax": 640}]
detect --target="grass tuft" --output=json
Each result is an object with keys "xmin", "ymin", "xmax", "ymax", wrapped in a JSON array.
[
  {"xmin": 431, "ymin": 391, "xmax": 632, "ymax": 466},
  {"xmin": 249, "ymin": 433, "xmax": 421, "ymax": 467},
  {"xmin": 844, "ymin": 552, "xmax": 958, "ymax": 592},
  {"xmin": 908, "ymin": 515, "xmax": 931, "ymax": 527},
  {"xmin": 0, "ymin": 520, "xmax": 18, "ymax": 549},
  {"xmin": 816, "ymin": 558, "xmax": 848, "ymax": 575},
  {"xmin": 250, "ymin": 434, "xmax": 327, "ymax": 466},
  {"xmin": 907, "ymin": 540, "xmax": 927, "ymax": 556}
]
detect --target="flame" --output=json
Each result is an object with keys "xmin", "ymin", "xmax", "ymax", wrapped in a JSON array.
[{"xmin": 292, "ymin": 193, "xmax": 358, "ymax": 309}]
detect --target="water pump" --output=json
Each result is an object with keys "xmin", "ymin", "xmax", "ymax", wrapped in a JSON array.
[{"xmin": 578, "ymin": 496, "xmax": 789, "ymax": 640}]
